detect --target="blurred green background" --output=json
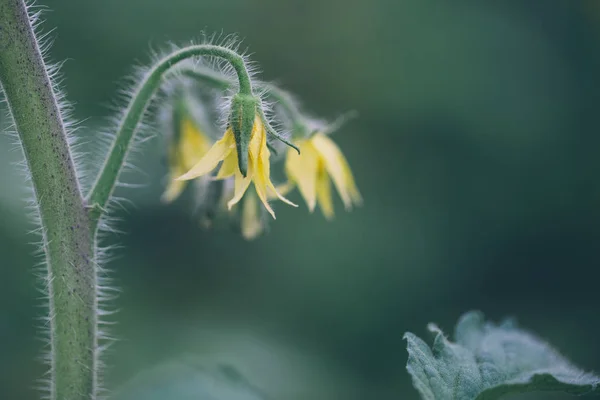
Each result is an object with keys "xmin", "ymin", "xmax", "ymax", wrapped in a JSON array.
[{"xmin": 2, "ymin": 0, "xmax": 600, "ymax": 399}]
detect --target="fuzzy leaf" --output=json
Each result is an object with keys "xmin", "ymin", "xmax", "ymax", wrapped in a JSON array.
[
  {"xmin": 111, "ymin": 357, "xmax": 267, "ymax": 400},
  {"xmin": 404, "ymin": 311, "xmax": 600, "ymax": 400}
]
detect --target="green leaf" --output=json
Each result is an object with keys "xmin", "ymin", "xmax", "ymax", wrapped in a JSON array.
[
  {"xmin": 404, "ymin": 311, "xmax": 600, "ymax": 400},
  {"xmin": 111, "ymin": 357, "xmax": 267, "ymax": 400}
]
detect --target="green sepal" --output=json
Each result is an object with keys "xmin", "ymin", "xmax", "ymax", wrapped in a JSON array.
[
  {"xmin": 229, "ymin": 94, "xmax": 258, "ymax": 177},
  {"xmin": 257, "ymin": 107, "xmax": 300, "ymax": 155},
  {"xmin": 266, "ymin": 142, "xmax": 278, "ymax": 156}
]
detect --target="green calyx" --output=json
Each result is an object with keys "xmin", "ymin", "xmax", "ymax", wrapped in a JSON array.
[{"xmin": 229, "ymin": 93, "xmax": 258, "ymax": 177}]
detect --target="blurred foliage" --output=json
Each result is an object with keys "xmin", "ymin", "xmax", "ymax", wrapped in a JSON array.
[
  {"xmin": 406, "ymin": 312, "xmax": 600, "ymax": 399},
  {"xmin": 1, "ymin": 0, "xmax": 600, "ymax": 399},
  {"xmin": 112, "ymin": 359, "xmax": 266, "ymax": 400}
]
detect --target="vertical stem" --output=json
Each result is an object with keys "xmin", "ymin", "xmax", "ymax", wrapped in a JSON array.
[{"xmin": 0, "ymin": 1, "xmax": 96, "ymax": 399}]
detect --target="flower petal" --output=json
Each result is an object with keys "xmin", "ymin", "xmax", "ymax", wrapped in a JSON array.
[
  {"xmin": 177, "ymin": 130, "xmax": 234, "ymax": 181},
  {"xmin": 163, "ymin": 145, "xmax": 187, "ymax": 202},
  {"xmin": 346, "ymin": 170, "xmax": 363, "ymax": 206},
  {"xmin": 285, "ymin": 142, "xmax": 318, "ymax": 211},
  {"xmin": 227, "ymin": 167, "xmax": 253, "ymax": 210},
  {"xmin": 267, "ymin": 182, "xmax": 297, "ymax": 207},
  {"xmin": 248, "ymin": 116, "xmax": 264, "ymax": 163},
  {"xmin": 316, "ymin": 167, "xmax": 334, "ymax": 219},
  {"xmin": 252, "ymin": 129, "xmax": 295, "ymax": 209},
  {"xmin": 311, "ymin": 133, "xmax": 360, "ymax": 209},
  {"xmin": 240, "ymin": 190, "xmax": 263, "ymax": 240},
  {"xmin": 253, "ymin": 158, "xmax": 276, "ymax": 219},
  {"xmin": 215, "ymin": 150, "xmax": 238, "ymax": 180},
  {"xmin": 180, "ymin": 118, "xmax": 213, "ymax": 169},
  {"xmin": 161, "ymin": 177, "xmax": 186, "ymax": 203}
]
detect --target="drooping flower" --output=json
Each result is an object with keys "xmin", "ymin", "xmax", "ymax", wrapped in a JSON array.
[
  {"xmin": 177, "ymin": 113, "xmax": 295, "ymax": 219},
  {"xmin": 162, "ymin": 117, "xmax": 213, "ymax": 203},
  {"xmin": 284, "ymin": 132, "xmax": 361, "ymax": 219}
]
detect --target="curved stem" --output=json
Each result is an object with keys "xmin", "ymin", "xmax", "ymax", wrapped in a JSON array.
[
  {"xmin": 0, "ymin": 1, "xmax": 96, "ymax": 399},
  {"xmin": 86, "ymin": 45, "xmax": 253, "ymax": 230},
  {"xmin": 180, "ymin": 67, "xmax": 231, "ymax": 91},
  {"xmin": 181, "ymin": 68, "xmax": 305, "ymax": 126}
]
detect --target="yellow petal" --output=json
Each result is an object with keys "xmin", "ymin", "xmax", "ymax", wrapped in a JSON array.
[
  {"xmin": 329, "ymin": 149, "xmax": 362, "ymax": 206},
  {"xmin": 252, "ymin": 125, "xmax": 296, "ymax": 208},
  {"xmin": 163, "ymin": 118, "xmax": 213, "ymax": 202},
  {"xmin": 177, "ymin": 129, "xmax": 235, "ymax": 181},
  {"xmin": 253, "ymin": 155, "xmax": 276, "ymax": 219},
  {"xmin": 215, "ymin": 150, "xmax": 238, "ymax": 180},
  {"xmin": 316, "ymin": 167, "xmax": 334, "ymax": 219},
  {"xmin": 346, "ymin": 170, "xmax": 363, "ymax": 206},
  {"xmin": 180, "ymin": 118, "xmax": 213, "ymax": 169},
  {"xmin": 248, "ymin": 116, "xmax": 264, "ymax": 162},
  {"xmin": 267, "ymin": 180, "xmax": 297, "ymax": 207},
  {"xmin": 227, "ymin": 167, "xmax": 252, "ymax": 210},
  {"xmin": 311, "ymin": 133, "xmax": 361, "ymax": 210},
  {"xmin": 162, "ymin": 159, "xmax": 188, "ymax": 203},
  {"xmin": 245, "ymin": 118, "xmax": 274, "ymax": 219},
  {"xmin": 285, "ymin": 141, "xmax": 319, "ymax": 211},
  {"xmin": 240, "ymin": 190, "xmax": 263, "ymax": 240},
  {"xmin": 161, "ymin": 178, "xmax": 186, "ymax": 203}
]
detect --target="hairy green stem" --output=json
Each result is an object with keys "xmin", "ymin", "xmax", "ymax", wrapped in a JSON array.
[
  {"xmin": 0, "ymin": 1, "xmax": 96, "ymax": 399},
  {"xmin": 86, "ymin": 45, "xmax": 253, "ymax": 229},
  {"xmin": 181, "ymin": 68, "xmax": 306, "ymax": 128},
  {"xmin": 179, "ymin": 66, "xmax": 231, "ymax": 91}
]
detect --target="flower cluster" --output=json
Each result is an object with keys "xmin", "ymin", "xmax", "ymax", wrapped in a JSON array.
[{"xmin": 160, "ymin": 68, "xmax": 361, "ymax": 240}]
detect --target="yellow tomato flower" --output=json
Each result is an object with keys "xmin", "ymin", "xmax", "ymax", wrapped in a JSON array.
[
  {"xmin": 162, "ymin": 117, "xmax": 213, "ymax": 203},
  {"xmin": 177, "ymin": 115, "xmax": 296, "ymax": 219},
  {"xmin": 284, "ymin": 133, "xmax": 362, "ymax": 219}
]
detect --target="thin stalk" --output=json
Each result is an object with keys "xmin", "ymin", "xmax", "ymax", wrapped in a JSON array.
[
  {"xmin": 0, "ymin": 1, "xmax": 96, "ymax": 399},
  {"xmin": 180, "ymin": 68, "xmax": 306, "ymax": 126},
  {"xmin": 86, "ymin": 46, "xmax": 253, "ymax": 229}
]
